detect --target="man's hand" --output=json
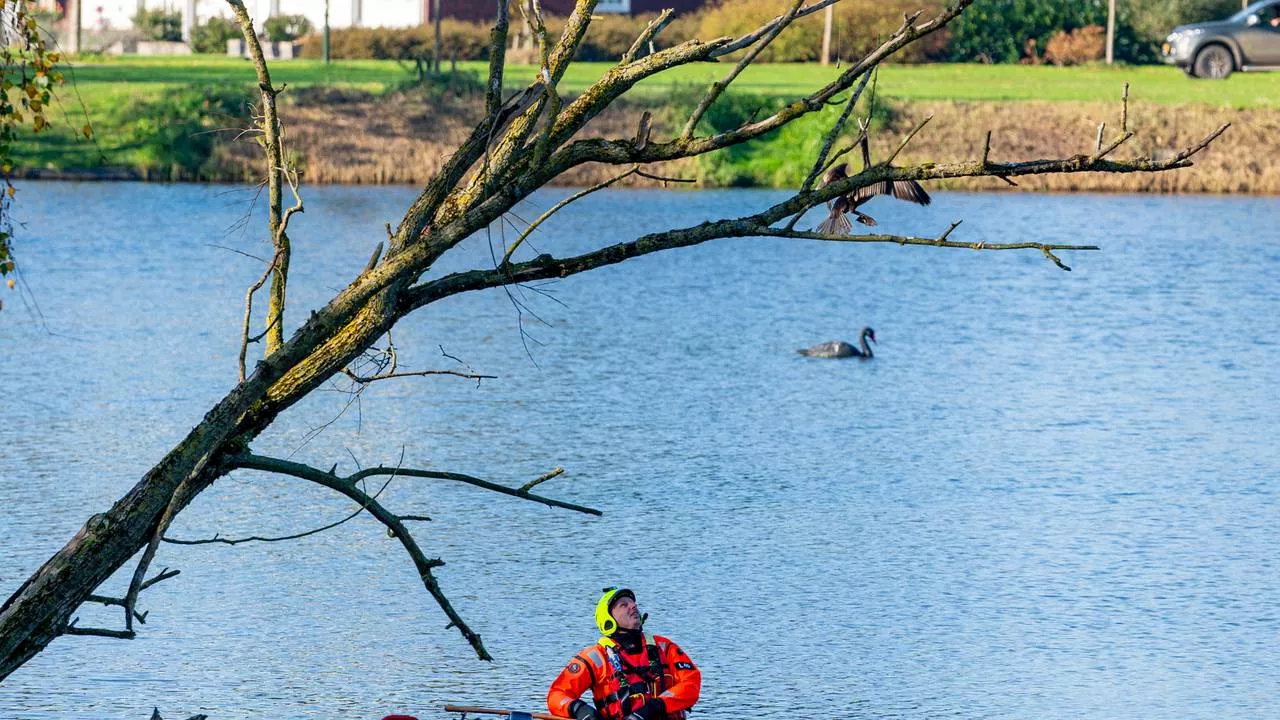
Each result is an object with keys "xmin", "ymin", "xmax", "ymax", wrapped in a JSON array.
[
  {"xmin": 569, "ymin": 700, "xmax": 601, "ymax": 720},
  {"xmin": 623, "ymin": 698, "xmax": 666, "ymax": 720}
]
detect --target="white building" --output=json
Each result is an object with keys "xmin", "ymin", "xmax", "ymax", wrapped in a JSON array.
[{"xmin": 81, "ymin": 1, "xmax": 425, "ymax": 37}]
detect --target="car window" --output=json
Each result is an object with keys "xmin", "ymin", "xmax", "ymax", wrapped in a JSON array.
[
  {"xmin": 1231, "ymin": 1, "xmax": 1275, "ymax": 22},
  {"xmin": 1259, "ymin": 3, "xmax": 1280, "ymax": 27}
]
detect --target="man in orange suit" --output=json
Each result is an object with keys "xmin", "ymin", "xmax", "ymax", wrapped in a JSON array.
[{"xmin": 548, "ymin": 587, "xmax": 701, "ymax": 720}]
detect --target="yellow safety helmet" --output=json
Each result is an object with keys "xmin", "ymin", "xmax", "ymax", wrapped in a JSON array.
[{"xmin": 594, "ymin": 586, "xmax": 636, "ymax": 636}]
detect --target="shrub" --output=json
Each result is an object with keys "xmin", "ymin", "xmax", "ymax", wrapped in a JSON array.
[
  {"xmin": 300, "ymin": 21, "xmax": 489, "ymax": 61},
  {"xmin": 111, "ymin": 84, "xmax": 251, "ymax": 177},
  {"xmin": 190, "ymin": 16, "xmax": 241, "ymax": 54},
  {"xmin": 264, "ymin": 14, "xmax": 313, "ymax": 42},
  {"xmin": 696, "ymin": 0, "xmax": 950, "ymax": 63},
  {"xmin": 946, "ymin": 0, "xmax": 1156, "ymax": 63},
  {"xmin": 1043, "ymin": 25, "xmax": 1105, "ymax": 65},
  {"xmin": 1125, "ymin": 0, "xmax": 1239, "ymax": 45},
  {"xmin": 132, "ymin": 8, "xmax": 181, "ymax": 42}
]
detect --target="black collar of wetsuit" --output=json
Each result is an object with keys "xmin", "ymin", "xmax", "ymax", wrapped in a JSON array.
[{"xmin": 610, "ymin": 627, "xmax": 645, "ymax": 653}]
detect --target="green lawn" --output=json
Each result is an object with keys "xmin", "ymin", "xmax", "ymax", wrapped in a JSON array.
[
  {"xmin": 493, "ymin": 61, "xmax": 1280, "ymax": 107},
  {"xmin": 57, "ymin": 55, "xmax": 1280, "ymax": 108},
  {"xmin": 20, "ymin": 55, "xmax": 1278, "ymax": 173}
]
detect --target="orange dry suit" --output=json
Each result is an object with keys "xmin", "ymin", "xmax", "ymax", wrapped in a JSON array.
[{"xmin": 548, "ymin": 633, "xmax": 701, "ymax": 720}]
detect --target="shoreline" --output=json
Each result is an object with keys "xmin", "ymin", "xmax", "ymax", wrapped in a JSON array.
[{"xmin": 18, "ymin": 93, "xmax": 1271, "ymax": 193}]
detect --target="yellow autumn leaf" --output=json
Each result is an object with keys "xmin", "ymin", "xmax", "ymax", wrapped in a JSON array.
[
  {"xmin": 6, "ymin": 185, "xmax": 13, "ymax": 199},
  {"xmin": 82, "ymin": 123, "xmax": 93, "ymax": 139},
  {"xmin": 33, "ymin": 115, "xmax": 45, "ymax": 132},
  {"xmin": 5, "ymin": 279, "xmax": 13, "ymax": 290}
]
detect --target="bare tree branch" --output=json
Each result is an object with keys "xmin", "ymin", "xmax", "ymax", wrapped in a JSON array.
[
  {"xmin": 502, "ymin": 167, "xmax": 639, "ymax": 265},
  {"xmin": 681, "ymin": 0, "xmax": 806, "ymax": 139},
  {"xmin": 341, "ymin": 367, "xmax": 497, "ymax": 383},
  {"xmin": 799, "ymin": 68, "xmax": 876, "ymax": 194},
  {"xmin": 711, "ymin": 0, "xmax": 847, "ymax": 57},
  {"xmin": 221, "ymin": 452, "xmax": 598, "ymax": 658},
  {"xmin": 623, "ymin": 9, "xmax": 674, "ymax": 63},
  {"xmin": 883, "ymin": 114, "xmax": 932, "ymax": 165},
  {"xmin": 227, "ymin": 0, "xmax": 293, "ymax": 354},
  {"xmin": 518, "ymin": 467, "xmax": 565, "ymax": 494}
]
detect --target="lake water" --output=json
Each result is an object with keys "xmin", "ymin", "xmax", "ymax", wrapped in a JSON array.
[{"xmin": 1, "ymin": 183, "xmax": 1277, "ymax": 720}]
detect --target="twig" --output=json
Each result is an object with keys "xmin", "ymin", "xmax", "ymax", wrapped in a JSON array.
[
  {"xmin": 1172, "ymin": 122, "xmax": 1230, "ymax": 162},
  {"xmin": 635, "ymin": 169, "xmax": 694, "ymax": 184},
  {"xmin": 623, "ymin": 9, "xmax": 674, "ymax": 63},
  {"xmin": 62, "ymin": 619, "xmax": 135, "ymax": 639},
  {"xmin": 85, "ymin": 567, "xmax": 180, "ymax": 621},
  {"xmin": 682, "ymin": 0, "xmax": 806, "ymax": 139},
  {"xmin": 711, "ymin": 0, "xmax": 847, "ymax": 57},
  {"xmin": 1121, "ymin": 82, "xmax": 1129, "ymax": 133},
  {"xmin": 341, "ymin": 367, "xmax": 497, "ymax": 383},
  {"xmin": 1091, "ymin": 131, "xmax": 1135, "ymax": 162},
  {"xmin": 502, "ymin": 167, "xmax": 639, "ymax": 265},
  {"xmin": 883, "ymin": 115, "xmax": 932, "ymax": 165},
  {"xmin": 800, "ymin": 67, "xmax": 876, "ymax": 194},
  {"xmin": 1095, "ymin": 122, "xmax": 1105, "ymax": 153},
  {"xmin": 238, "ymin": 247, "xmax": 284, "ymax": 383},
  {"xmin": 981, "ymin": 130, "xmax": 992, "ymax": 166},
  {"xmin": 758, "ymin": 226, "xmax": 1095, "ymax": 271},
  {"xmin": 518, "ymin": 467, "xmax": 565, "ymax": 494}
]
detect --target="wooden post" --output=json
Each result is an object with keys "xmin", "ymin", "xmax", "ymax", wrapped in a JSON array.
[
  {"xmin": 1105, "ymin": 0, "xmax": 1115, "ymax": 65},
  {"xmin": 821, "ymin": 4, "xmax": 833, "ymax": 66}
]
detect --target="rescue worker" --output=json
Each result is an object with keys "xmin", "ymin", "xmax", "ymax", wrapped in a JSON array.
[{"xmin": 548, "ymin": 587, "xmax": 701, "ymax": 720}]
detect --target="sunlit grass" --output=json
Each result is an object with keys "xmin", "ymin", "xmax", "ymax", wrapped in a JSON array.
[{"xmin": 17, "ymin": 55, "xmax": 1278, "ymax": 178}]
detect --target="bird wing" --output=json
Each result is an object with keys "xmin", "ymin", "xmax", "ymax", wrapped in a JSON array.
[
  {"xmin": 852, "ymin": 179, "xmax": 931, "ymax": 206},
  {"xmin": 822, "ymin": 163, "xmax": 848, "ymax": 187}
]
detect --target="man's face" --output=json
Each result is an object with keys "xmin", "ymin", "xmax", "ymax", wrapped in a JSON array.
[{"xmin": 610, "ymin": 595, "xmax": 642, "ymax": 631}]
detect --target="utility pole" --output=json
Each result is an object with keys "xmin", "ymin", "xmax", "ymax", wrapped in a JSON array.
[
  {"xmin": 65, "ymin": 0, "xmax": 81, "ymax": 54},
  {"xmin": 821, "ymin": 4, "xmax": 833, "ymax": 67},
  {"xmin": 323, "ymin": 0, "xmax": 330, "ymax": 64},
  {"xmin": 1105, "ymin": 0, "xmax": 1115, "ymax": 65},
  {"xmin": 183, "ymin": 0, "xmax": 195, "ymax": 42},
  {"xmin": 432, "ymin": 0, "xmax": 442, "ymax": 74}
]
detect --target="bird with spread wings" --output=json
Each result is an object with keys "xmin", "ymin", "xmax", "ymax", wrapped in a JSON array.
[{"xmin": 817, "ymin": 123, "xmax": 931, "ymax": 234}]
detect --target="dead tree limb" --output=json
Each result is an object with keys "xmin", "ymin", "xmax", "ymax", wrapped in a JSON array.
[{"xmin": 227, "ymin": 0, "xmax": 295, "ymax": 355}]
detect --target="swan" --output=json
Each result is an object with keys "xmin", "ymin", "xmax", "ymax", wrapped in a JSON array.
[{"xmin": 797, "ymin": 327, "xmax": 876, "ymax": 359}]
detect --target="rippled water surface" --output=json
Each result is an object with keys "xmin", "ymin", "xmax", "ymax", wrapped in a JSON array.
[{"xmin": 1, "ymin": 183, "xmax": 1277, "ymax": 719}]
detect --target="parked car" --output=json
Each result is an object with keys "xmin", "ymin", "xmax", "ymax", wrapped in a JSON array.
[{"xmin": 1163, "ymin": 0, "xmax": 1280, "ymax": 78}]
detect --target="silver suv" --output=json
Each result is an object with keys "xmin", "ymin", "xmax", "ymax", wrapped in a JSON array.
[{"xmin": 1163, "ymin": 0, "xmax": 1280, "ymax": 78}]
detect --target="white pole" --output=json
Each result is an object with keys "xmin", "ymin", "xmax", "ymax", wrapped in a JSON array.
[
  {"xmin": 182, "ymin": 0, "xmax": 195, "ymax": 41},
  {"xmin": 1105, "ymin": 0, "xmax": 1115, "ymax": 65},
  {"xmin": 821, "ymin": 4, "xmax": 833, "ymax": 66}
]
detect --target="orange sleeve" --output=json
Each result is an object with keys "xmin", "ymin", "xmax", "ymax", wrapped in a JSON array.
[
  {"xmin": 548, "ymin": 652, "xmax": 595, "ymax": 718},
  {"xmin": 656, "ymin": 639, "xmax": 701, "ymax": 714}
]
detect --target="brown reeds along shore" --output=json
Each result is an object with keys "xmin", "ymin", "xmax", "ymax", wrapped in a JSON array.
[{"xmin": 28, "ymin": 89, "xmax": 1268, "ymax": 193}]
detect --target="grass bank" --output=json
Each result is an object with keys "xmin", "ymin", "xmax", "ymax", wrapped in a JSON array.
[{"xmin": 14, "ymin": 57, "xmax": 1278, "ymax": 191}]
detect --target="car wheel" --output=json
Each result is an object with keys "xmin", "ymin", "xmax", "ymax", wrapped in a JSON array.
[{"xmin": 1193, "ymin": 44, "xmax": 1234, "ymax": 79}]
